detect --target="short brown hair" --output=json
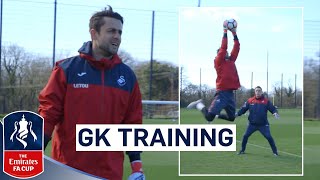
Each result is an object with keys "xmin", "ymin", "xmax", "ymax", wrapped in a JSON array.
[{"xmin": 89, "ymin": 5, "xmax": 123, "ymax": 33}]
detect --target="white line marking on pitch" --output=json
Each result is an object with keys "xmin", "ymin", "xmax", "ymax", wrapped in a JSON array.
[{"xmin": 236, "ymin": 140, "xmax": 302, "ymax": 158}]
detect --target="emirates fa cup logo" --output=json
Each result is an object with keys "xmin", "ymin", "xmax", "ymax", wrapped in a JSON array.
[
  {"xmin": 10, "ymin": 114, "xmax": 37, "ymax": 149},
  {"xmin": 2, "ymin": 111, "xmax": 44, "ymax": 179}
]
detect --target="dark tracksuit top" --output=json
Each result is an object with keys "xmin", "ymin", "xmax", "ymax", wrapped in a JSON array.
[
  {"xmin": 38, "ymin": 41, "xmax": 142, "ymax": 180},
  {"xmin": 237, "ymin": 95, "xmax": 278, "ymax": 126},
  {"xmin": 214, "ymin": 33, "xmax": 241, "ymax": 91}
]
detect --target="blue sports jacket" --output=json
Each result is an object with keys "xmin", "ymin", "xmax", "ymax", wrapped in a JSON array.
[{"xmin": 237, "ymin": 95, "xmax": 278, "ymax": 126}]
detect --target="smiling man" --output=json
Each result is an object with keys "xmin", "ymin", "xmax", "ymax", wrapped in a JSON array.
[{"xmin": 38, "ymin": 6, "xmax": 144, "ymax": 180}]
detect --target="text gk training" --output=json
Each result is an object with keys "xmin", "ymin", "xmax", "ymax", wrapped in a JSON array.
[{"xmin": 76, "ymin": 125, "xmax": 236, "ymax": 151}]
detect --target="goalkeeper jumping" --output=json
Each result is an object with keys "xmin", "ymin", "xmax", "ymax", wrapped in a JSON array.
[{"xmin": 187, "ymin": 20, "xmax": 240, "ymax": 123}]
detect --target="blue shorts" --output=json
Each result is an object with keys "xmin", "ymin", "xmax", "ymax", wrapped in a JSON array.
[{"xmin": 208, "ymin": 90, "xmax": 235, "ymax": 117}]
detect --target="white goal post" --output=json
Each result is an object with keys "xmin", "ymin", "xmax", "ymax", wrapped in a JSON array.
[{"xmin": 142, "ymin": 100, "xmax": 179, "ymax": 120}]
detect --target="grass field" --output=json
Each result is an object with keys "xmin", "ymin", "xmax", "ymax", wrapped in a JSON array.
[
  {"xmin": 4, "ymin": 112, "xmax": 320, "ymax": 179},
  {"xmin": 180, "ymin": 108, "xmax": 303, "ymax": 175}
]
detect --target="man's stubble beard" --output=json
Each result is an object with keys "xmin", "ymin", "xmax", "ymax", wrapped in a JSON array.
[{"xmin": 99, "ymin": 43, "xmax": 117, "ymax": 57}]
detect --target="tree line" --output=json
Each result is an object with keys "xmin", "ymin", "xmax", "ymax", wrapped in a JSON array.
[{"xmin": 304, "ymin": 57, "xmax": 320, "ymax": 120}]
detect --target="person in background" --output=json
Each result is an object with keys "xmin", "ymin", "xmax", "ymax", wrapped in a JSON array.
[{"xmin": 236, "ymin": 86, "xmax": 280, "ymax": 156}]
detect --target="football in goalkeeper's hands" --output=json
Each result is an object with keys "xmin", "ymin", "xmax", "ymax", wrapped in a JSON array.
[{"xmin": 227, "ymin": 19, "xmax": 237, "ymax": 31}]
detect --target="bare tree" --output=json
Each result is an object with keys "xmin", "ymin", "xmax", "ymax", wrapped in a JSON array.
[
  {"xmin": 2, "ymin": 44, "xmax": 26, "ymax": 86},
  {"xmin": 0, "ymin": 44, "xmax": 52, "ymax": 113},
  {"xmin": 118, "ymin": 49, "xmax": 136, "ymax": 68},
  {"xmin": 273, "ymin": 82, "xmax": 281, "ymax": 107},
  {"xmin": 284, "ymin": 84, "xmax": 295, "ymax": 98}
]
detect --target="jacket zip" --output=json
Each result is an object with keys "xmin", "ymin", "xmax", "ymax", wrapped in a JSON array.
[{"xmin": 101, "ymin": 70, "xmax": 105, "ymax": 120}]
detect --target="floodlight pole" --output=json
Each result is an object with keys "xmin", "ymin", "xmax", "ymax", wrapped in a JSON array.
[
  {"xmin": 281, "ymin": 73, "xmax": 283, "ymax": 108},
  {"xmin": 317, "ymin": 40, "xmax": 320, "ymax": 118},
  {"xmin": 295, "ymin": 74, "xmax": 297, "ymax": 108},
  {"xmin": 267, "ymin": 50, "xmax": 269, "ymax": 98},
  {"xmin": 52, "ymin": 0, "xmax": 57, "ymax": 68},
  {"xmin": 199, "ymin": 68, "xmax": 202, "ymax": 98},
  {"xmin": 0, "ymin": 0, "xmax": 3, "ymax": 88},
  {"xmin": 251, "ymin": 72, "xmax": 253, "ymax": 96},
  {"xmin": 0, "ymin": 0, "xmax": 3, "ymax": 113},
  {"xmin": 149, "ymin": 11, "xmax": 155, "ymax": 100},
  {"xmin": 180, "ymin": 67, "xmax": 183, "ymax": 92}
]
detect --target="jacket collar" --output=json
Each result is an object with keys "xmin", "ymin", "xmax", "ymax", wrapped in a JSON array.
[{"xmin": 78, "ymin": 41, "xmax": 122, "ymax": 70}]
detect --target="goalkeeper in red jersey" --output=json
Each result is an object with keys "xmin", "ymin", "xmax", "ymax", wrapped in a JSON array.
[{"xmin": 187, "ymin": 20, "xmax": 240, "ymax": 123}]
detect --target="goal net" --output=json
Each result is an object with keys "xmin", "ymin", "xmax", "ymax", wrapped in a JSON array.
[{"xmin": 142, "ymin": 100, "xmax": 179, "ymax": 120}]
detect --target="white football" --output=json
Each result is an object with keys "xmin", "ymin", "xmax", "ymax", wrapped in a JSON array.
[{"xmin": 227, "ymin": 19, "xmax": 237, "ymax": 31}]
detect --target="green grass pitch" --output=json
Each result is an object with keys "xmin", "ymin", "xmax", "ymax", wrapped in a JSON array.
[{"xmin": 180, "ymin": 108, "xmax": 302, "ymax": 175}]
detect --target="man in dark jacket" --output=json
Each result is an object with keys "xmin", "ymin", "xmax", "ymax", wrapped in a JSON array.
[
  {"xmin": 39, "ymin": 6, "xmax": 144, "ymax": 180},
  {"xmin": 236, "ymin": 86, "xmax": 280, "ymax": 156},
  {"xmin": 187, "ymin": 20, "xmax": 240, "ymax": 123}
]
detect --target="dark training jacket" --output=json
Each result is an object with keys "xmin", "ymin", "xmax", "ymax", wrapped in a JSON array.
[{"xmin": 237, "ymin": 95, "xmax": 278, "ymax": 126}]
